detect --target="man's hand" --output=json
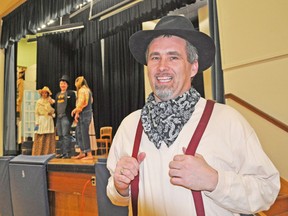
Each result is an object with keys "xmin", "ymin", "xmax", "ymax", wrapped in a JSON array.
[
  {"xmin": 114, "ymin": 152, "xmax": 146, "ymax": 196},
  {"xmin": 169, "ymin": 152, "xmax": 218, "ymax": 192}
]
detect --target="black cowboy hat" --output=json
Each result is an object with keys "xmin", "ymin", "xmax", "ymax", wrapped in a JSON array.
[
  {"xmin": 129, "ymin": 15, "xmax": 215, "ymax": 72},
  {"xmin": 59, "ymin": 75, "xmax": 70, "ymax": 85}
]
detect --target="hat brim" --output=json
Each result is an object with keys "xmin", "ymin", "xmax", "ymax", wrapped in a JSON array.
[
  {"xmin": 129, "ymin": 29, "xmax": 215, "ymax": 72},
  {"xmin": 59, "ymin": 79, "xmax": 69, "ymax": 84},
  {"xmin": 38, "ymin": 89, "xmax": 52, "ymax": 96}
]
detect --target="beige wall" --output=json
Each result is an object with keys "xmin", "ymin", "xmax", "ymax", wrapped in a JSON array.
[
  {"xmin": 215, "ymin": 0, "xmax": 288, "ymax": 179},
  {"xmin": 18, "ymin": 38, "xmax": 37, "ymax": 91},
  {"xmin": 224, "ymin": 58, "xmax": 288, "ymax": 124},
  {"xmin": 18, "ymin": 38, "xmax": 37, "ymax": 67},
  {"xmin": 227, "ymin": 99, "xmax": 288, "ymax": 179}
]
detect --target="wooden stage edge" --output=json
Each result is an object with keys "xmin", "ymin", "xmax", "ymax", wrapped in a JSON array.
[
  {"xmin": 48, "ymin": 155, "xmax": 107, "ymax": 165},
  {"xmin": 47, "ymin": 156, "xmax": 107, "ymax": 216}
]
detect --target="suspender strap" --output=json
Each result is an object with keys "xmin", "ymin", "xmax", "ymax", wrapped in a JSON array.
[
  {"xmin": 131, "ymin": 119, "xmax": 143, "ymax": 216},
  {"xmin": 186, "ymin": 100, "xmax": 215, "ymax": 216},
  {"xmin": 131, "ymin": 100, "xmax": 215, "ymax": 216}
]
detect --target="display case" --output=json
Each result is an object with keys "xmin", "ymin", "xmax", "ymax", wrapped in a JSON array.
[{"xmin": 22, "ymin": 90, "xmax": 40, "ymax": 141}]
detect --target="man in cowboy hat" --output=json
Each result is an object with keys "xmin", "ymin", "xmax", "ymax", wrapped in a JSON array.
[
  {"xmin": 55, "ymin": 75, "xmax": 76, "ymax": 159},
  {"xmin": 106, "ymin": 16, "xmax": 279, "ymax": 215}
]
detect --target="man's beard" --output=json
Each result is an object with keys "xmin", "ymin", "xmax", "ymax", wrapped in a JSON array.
[{"xmin": 154, "ymin": 85, "xmax": 173, "ymax": 101}]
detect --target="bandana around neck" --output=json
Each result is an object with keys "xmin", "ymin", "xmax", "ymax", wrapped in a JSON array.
[{"xmin": 141, "ymin": 88, "xmax": 201, "ymax": 149}]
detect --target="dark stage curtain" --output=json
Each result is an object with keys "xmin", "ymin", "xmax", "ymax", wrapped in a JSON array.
[
  {"xmin": 36, "ymin": 12, "xmax": 105, "ymax": 133},
  {"xmin": 72, "ymin": 40, "xmax": 103, "ymax": 134},
  {"xmin": 36, "ymin": 23, "xmax": 144, "ymax": 135},
  {"xmin": 3, "ymin": 44, "xmax": 17, "ymax": 155},
  {"xmin": 36, "ymin": 29, "xmax": 103, "ymax": 108},
  {"xmin": 36, "ymin": 32, "xmax": 75, "ymax": 96},
  {"xmin": 36, "ymin": 5, "xmax": 146, "ymax": 135},
  {"xmin": 102, "ymin": 24, "xmax": 145, "ymax": 133},
  {"xmin": 92, "ymin": 0, "xmax": 196, "ymax": 16},
  {"xmin": 94, "ymin": 0, "xmax": 197, "ymax": 38},
  {"xmin": 0, "ymin": 0, "xmax": 87, "ymax": 49},
  {"xmin": 4, "ymin": 0, "xmax": 201, "ymax": 139},
  {"xmin": 0, "ymin": 4, "xmax": 29, "ymax": 49}
]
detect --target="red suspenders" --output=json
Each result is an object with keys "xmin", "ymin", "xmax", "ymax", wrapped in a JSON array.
[{"xmin": 131, "ymin": 100, "xmax": 215, "ymax": 216}]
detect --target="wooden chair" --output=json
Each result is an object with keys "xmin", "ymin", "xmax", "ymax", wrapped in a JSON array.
[
  {"xmin": 100, "ymin": 126, "xmax": 113, "ymax": 147},
  {"xmin": 93, "ymin": 138, "xmax": 109, "ymax": 157}
]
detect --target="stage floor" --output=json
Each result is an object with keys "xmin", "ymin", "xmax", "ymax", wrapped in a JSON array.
[{"xmin": 48, "ymin": 155, "xmax": 107, "ymax": 173}]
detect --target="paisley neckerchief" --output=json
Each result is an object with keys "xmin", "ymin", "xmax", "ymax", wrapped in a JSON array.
[{"xmin": 141, "ymin": 87, "xmax": 200, "ymax": 149}]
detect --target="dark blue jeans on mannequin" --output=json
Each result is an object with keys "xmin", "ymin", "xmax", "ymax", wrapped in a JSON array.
[
  {"xmin": 56, "ymin": 115, "xmax": 71, "ymax": 158},
  {"xmin": 76, "ymin": 109, "xmax": 92, "ymax": 154}
]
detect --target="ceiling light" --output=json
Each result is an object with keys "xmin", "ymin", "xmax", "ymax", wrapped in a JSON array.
[
  {"xmin": 37, "ymin": 22, "xmax": 84, "ymax": 34},
  {"xmin": 47, "ymin": 20, "xmax": 55, "ymax": 25}
]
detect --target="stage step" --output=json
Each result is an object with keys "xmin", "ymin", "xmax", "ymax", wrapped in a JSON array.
[{"xmin": 258, "ymin": 194, "xmax": 288, "ymax": 216}]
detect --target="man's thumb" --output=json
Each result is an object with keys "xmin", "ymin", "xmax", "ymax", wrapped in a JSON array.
[{"xmin": 137, "ymin": 152, "xmax": 146, "ymax": 164}]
